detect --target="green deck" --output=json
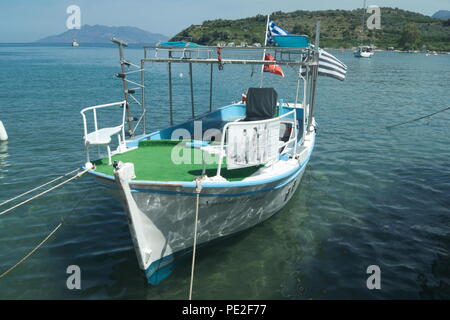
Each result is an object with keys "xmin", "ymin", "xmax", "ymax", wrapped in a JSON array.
[{"xmin": 93, "ymin": 140, "xmax": 261, "ymax": 182}]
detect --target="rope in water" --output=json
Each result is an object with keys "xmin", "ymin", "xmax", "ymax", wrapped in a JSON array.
[
  {"xmin": 0, "ymin": 168, "xmax": 81, "ymax": 208},
  {"xmin": 0, "ymin": 186, "xmax": 92, "ymax": 279},
  {"xmin": 386, "ymin": 106, "xmax": 450, "ymax": 129},
  {"xmin": 0, "ymin": 223, "xmax": 62, "ymax": 279},
  {"xmin": 189, "ymin": 178, "xmax": 202, "ymax": 300},
  {"xmin": 0, "ymin": 169, "xmax": 88, "ymax": 217}
]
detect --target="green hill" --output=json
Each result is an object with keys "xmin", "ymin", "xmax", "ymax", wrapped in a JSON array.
[{"xmin": 171, "ymin": 7, "xmax": 450, "ymax": 51}]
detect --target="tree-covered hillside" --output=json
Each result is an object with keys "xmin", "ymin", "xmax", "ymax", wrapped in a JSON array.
[{"xmin": 171, "ymin": 8, "xmax": 450, "ymax": 51}]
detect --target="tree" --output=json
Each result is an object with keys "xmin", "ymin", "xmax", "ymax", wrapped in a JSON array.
[
  {"xmin": 398, "ymin": 23, "xmax": 421, "ymax": 50},
  {"xmin": 342, "ymin": 29, "xmax": 352, "ymax": 40},
  {"xmin": 292, "ymin": 24, "xmax": 312, "ymax": 37},
  {"xmin": 198, "ymin": 34, "xmax": 211, "ymax": 45},
  {"xmin": 443, "ymin": 19, "xmax": 450, "ymax": 27}
]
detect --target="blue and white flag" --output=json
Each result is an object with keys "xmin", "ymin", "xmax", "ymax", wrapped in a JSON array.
[
  {"xmin": 316, "ymin": 48, "xmax": 348, "ymax": 81},
  {"xmin": 302, "ymin": 47, "xmax": 348, "ymax": 81},
  {"xmin": 267, "ymin": 20, "xmax": 289, "ymax": 44}
]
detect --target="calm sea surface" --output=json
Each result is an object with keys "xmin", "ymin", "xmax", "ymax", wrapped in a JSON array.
[{"xmin": 0, "ymin": 44, "xmax": 449, "ymax": 299}]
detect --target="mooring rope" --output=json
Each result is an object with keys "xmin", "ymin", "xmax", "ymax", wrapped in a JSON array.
[
  {"xmin": 189, "ymin": 178, "xmax": 202, "ymax": 300},
  {"xmin": 0, "ymin": 169, "xmax": 88, "ymax": 217},
  {"xmin": 386, "ymin": 106, "xmax": 450, "ymax": 129},
  {"xmin": 0, "ymin": 168, "xmax": 81, "ymax": 208},
  {"xmin": 0, "ymin": 186, "xmax": 92, "ymax": 279},
  {"xmin": 0, "ymin": 222, "xmax": 62, "ymax": 279}
]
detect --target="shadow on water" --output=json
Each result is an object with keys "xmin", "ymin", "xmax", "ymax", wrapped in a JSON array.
[{"xmin": 304, "ymin": 161, "xmax": 450, "ymax": 299}]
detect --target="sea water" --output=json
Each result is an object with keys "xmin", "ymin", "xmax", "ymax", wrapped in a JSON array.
[{"xmin": 0, "ymin": 44, "xmax": 449, "ymax": 299}]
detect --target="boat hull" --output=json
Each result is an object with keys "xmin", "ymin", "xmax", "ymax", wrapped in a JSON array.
[
  {"xmin": 100, "ymin": 159, "xmax": 308, "ymax": 284},
  {"xmin": 141, "ymin": 167, "xmax": 305, "ymax": 282},
  {"xmin": 354, "ymin": 50, "xmax": 374, "ymax": 58},
  {"xmin": 88, "ymin": 112, "xmax": 316, "ymax": 284}
]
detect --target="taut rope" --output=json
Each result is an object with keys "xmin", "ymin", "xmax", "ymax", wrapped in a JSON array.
[
  {"xmin": 386, "ymin": 106, "xmax": 450, "ymax": 129},
  {"xmin": 0, "ymin": 223, "xmax": 62, "ymax": 279},
  {"xmin": 189, "ymin": 178, "xmax": 202, "ymax": 300},
  {"xmin": 0, "ymin": 185, "xmax": 92, "ymax": 279},
  {"xmin": 0, "ymin": 168, "xmax": 80, "ymax": 207},
  {"xmin": 0, "ymin": 169, "xmax": 88, "ymax": 217}
]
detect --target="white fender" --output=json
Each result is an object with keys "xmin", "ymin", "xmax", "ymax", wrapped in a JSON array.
[{"xmin": 0, "ymin": 121, "xmax": 8, "ymax": 141}]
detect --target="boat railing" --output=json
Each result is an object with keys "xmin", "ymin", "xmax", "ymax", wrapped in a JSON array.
[
  {"xmin": 80, "ymin": 100, "xmax": 127, "ymax": 165},
  {"xmin": 142, "ymin": 45, "xmax": 313, "ymax": 65},
  {"xmin": 215, "ymin": 109, "xmax": 297, "ymax": 177}
]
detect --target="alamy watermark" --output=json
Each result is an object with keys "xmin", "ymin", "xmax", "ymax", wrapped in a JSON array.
[
  {"xmin": 170, "ymin": 121, "xmax": 222, "ymax": 165},
  {"xmin": 366, "ymin": 265, "xmax": 381, "ymax": 290},
  {"xmin": 66, "ymin": 5, "xmax": 81, "ymax": 30},
  {"xmin": 66, "ymin": 265, "xmax": 81, "ymax": 290},
  {"xmin": 366, "ymin": 5, "xmax": 381, "ymax": 30}
]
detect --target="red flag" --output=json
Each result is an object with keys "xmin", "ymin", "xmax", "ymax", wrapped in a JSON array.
[{"xmin": 263, "ymin": 54, "xmax": 285, "ymax": 77}]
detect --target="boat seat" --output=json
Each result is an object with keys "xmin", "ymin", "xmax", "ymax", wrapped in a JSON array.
[
  {"xmin": 244, "ymin": 87, "xmax": 278, "ymax": 121},
  {"xmin": 85, "ymin": 126, "xmax": 123, "ymax": 145},
  {"xmin": 84, "ymin": 125, "xmax": 123, "ymax": 165}
]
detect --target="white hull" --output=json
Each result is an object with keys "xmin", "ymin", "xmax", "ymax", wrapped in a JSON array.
[
  {"xmin": 107, "ymin": 128, "xmax": 315, "ymax": 284},
  {"xmin": 354, "ymin": 50, "xmax": 374, "ymax": 58}
]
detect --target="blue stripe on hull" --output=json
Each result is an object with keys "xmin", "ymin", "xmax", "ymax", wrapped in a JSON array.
[{"xmin": 145, "ymin": 254, "xmax": 175, "ymax": 285}]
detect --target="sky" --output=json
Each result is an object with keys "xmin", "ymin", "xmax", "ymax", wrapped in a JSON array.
[{"xmin": 0, "ymin": 0, "xmax": 448, "ymax": 42}]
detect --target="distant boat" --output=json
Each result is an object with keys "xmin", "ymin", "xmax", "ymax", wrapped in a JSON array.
[
  {"xmin": 354, "ymin": 0, "xmax": 375, "ymax": 58},
  {"xmin": 71, "ymin": 40, "xmax": 79, "ymax": 47},
  {"xmin": 426, "ymin": 51, "xmax": 439, "ymax": 56},
  {"xmin": 354, "ymin": 45, "xmax": 374, "ymax": 58}
]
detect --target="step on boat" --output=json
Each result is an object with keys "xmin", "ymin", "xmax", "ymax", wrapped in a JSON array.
[{"xmin": 79, "ymin": 25, "xmax": 346, "ymax": 284}]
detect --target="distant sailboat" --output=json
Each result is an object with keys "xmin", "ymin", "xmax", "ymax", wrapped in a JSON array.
[
  {"xmin": 354, "ymin": 45, "xmax": 374, "ymax": 58},
  {"xmin": 71, "ymin": 40, "xmax": 79, "ymax": 47},
  {"xmin": 354, "ymin": 0, "xmax": 374, "ymax": 58}
]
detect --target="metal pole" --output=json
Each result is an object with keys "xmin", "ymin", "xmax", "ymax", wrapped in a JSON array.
[
  {"xmin": 117, "ymin": 42, "xmax": 134, "ymax": 135},
  {"xmin": 140, "ymin": 59, "xmax": 146, "ymax": 135},
  {"xmin": 308, "ymin": 21, "xmax": 320, "ymax": 132},
  {"xmin": 209, "ymin": 63, "xmax": 213, "ymax": 112},
  {"xmin": 168, "ymin": 50, "xmax": 173, "ymax": 126},
  {"xmin": 362, "ymin": 0, "xmax": 367, "ymax": 32},
  {"xmin": 302, "ymin": 62, "xmax": 309, "ymax": 142},
  {"xmin": 189, "ymin": 63, "xmax": 195, "ymax": 118},
  {"xmin": 294, "ymin": 71, "xmax": 301, "ymax": 106},
  {"xmin": 260, "ymin": 14, "xmax": 270, "ymax": 88}
]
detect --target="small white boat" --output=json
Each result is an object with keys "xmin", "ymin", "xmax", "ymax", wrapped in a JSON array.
[
  {"xmin": 79, "ymin": 30, "xmax": 347, "ymax": 284},
  {"xmin": 354, "ymin": 1, "xmax": 377, "ymax": 58},
  {"xmin": 71, "ymin": 40, "xmax": 79, "ymax": 47},
  {"xmin": 354, "ymin": 46, "xmax": 374, "ymax": 58}
]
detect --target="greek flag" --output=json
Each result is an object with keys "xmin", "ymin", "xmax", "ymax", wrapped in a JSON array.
[
  {"xmin": 267, "ymin": 20, "xmax": 289, "ymax": 44},
  {"xmin": 302, "ymin": 47, "xmax": 348, "ymax": 81}
]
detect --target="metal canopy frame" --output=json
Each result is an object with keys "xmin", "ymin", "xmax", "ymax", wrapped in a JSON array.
[{"xmin": 111, "ymin": 22, "xmax": 321, "ymax": 139}]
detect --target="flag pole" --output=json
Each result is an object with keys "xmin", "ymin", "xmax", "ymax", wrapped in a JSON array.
[{"xmin": 260, "ymin": 14, "xmax": 270, "ymax": 88}]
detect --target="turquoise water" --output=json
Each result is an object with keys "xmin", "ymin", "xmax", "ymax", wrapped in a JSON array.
[{"xmin": 0, "ymin": 44, "xmax": 449, "ymax": 299}]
